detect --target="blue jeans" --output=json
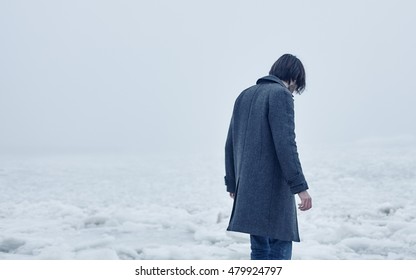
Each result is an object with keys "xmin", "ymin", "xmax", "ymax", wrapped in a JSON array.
[{"xmin": 250, "ymin": 235, "xmax": 292, "ymax": 260}]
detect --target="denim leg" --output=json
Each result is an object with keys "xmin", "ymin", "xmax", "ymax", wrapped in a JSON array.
[
  {"xmin": 250, "ymin": 235, "xmax": 270, "ymax": 260},
  {"xmin": 269, "ymin": 238, "xmax": 292, "ymax": 260}
]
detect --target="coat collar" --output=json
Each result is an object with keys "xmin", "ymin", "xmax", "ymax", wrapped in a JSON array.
[{"xmin": 256, "ymin": 75, "xmax": 286, "ymax": 87}]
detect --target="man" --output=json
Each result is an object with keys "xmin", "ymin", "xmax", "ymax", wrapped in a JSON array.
[{"xmin": 224, "ymin": 54, "xmax": 312, "ymax": 260}]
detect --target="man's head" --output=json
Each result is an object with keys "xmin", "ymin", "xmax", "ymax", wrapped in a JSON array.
[{"xmin": 269, "ymin": 54, "xmax": 306, "ymax": 94}]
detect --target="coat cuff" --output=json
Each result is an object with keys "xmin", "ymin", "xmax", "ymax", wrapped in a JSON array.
[
  {"xmin": 287, "ymin": 173, "xmax": 309, "ymax": 194},
  {"xmin": 224, "ymin": 176, "xmax": 236, "ymax": 193},
  {"xmin": 290, "ymin": 182, "xmax": 309, "ymax": 194}
]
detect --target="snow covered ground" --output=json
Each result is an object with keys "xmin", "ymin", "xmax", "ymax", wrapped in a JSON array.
[{"xmin": 1, "ymin": 142, "xmax": 415, "ymax": 260}]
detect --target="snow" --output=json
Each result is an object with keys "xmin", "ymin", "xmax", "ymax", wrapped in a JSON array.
[{"xmin": 0, "ymin": 142, "xmax": 415, "ymax": 260}]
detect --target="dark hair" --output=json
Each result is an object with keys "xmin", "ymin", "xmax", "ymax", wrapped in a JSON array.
[{"xmin": 269, "ymin": 54, "xmax": 306, "ymax": 94}]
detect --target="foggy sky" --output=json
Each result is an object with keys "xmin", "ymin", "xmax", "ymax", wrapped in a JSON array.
[{"xmin": 1, "ymin": 0, "xmax": 415, "ymax": 155}]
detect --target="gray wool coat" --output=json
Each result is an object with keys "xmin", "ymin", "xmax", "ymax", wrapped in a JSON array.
[{"xmin": 224, "ymin": 75, "xmax": 309, "ymax": 242}]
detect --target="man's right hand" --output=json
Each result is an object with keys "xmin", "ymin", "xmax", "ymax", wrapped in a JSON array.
[{"xmin": 297, "ymin": 190, "xmax": 312, "ymax": 211}]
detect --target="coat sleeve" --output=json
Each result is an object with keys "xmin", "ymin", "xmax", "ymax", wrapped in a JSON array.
[
  {"xmin": 224, "ymin": 115, "xmax": 236, "ymax": 193},
  {"xmin": 268, "ymin": 89, "xmax": 309, "ymax": 194}
]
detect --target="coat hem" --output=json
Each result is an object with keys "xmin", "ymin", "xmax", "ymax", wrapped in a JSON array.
[{"xmin": 227, "ymin": 227, "xmax": 300, "ymax": 242}]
